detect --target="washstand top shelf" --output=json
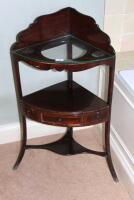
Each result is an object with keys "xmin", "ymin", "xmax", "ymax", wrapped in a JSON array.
[
  {"xmin": 11, "ymin": 7, "xmax": 115, "ymax": 72},
  {"xmin": 12, "ymin": 35, "xmax": 114, "ymax": 65}
]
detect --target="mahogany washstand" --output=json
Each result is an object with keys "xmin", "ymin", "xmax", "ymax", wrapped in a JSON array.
[{"xmin": 10, "ymin": 7, "xmax": 118, "ymax": 182}]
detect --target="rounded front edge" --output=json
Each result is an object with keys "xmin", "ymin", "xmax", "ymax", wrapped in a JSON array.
[
  {"xmin": 15, "ymin": 55, "xmax": 115, "ymax": 72},
  {"xmin": 23, "ymin": 105, "xmax": 110, "ymax": 127}
]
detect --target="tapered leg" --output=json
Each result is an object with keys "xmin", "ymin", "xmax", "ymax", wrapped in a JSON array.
[
  {"xmin": 66, "ymin": 127, "xmax": 73, "ymax": 154},
  {"xmin": 105, "ymin": 121, "xmax": 118, "ymax": 182},
  {"xmin": 13, "ymin": 115, "xmax": 27, "ymax": 169}
]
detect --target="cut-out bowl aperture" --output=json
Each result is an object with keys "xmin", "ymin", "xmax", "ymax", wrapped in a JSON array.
[{"xmin": 41, "ymin": 43, "xmax": 87, "ymax": 61}]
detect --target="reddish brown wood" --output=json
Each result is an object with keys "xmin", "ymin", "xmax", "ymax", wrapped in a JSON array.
[
  {"xmin": 21, "ymin": 80, "xmax": 110, "ymax": 127},
  {"xmin": 11, "ymin": 7, "xmax": 115, "ymax": 71},
  {"xmin": 10, "ymin": 7, "xmax": 118, "ymax": 182},
  {"xmin": 10, "ymin": 57, "xmax": 27, "ymax": 169},
  {"xmin": 11, "ymin": 7, "xmax": 114, "ymax": 53}
]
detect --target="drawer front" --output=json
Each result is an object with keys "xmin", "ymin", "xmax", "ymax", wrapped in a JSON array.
[
  {"xmin": 83, "ymin": 109, "xmax": 110, "ymax": 125},
  {"xmin": 23, "ymin": 105, "xmax": 109, "ymax": 127},
  {"xmin": 23, "ymin": 106, "xmax": 82, "ymax": 126},
  {"xmin": 40, "ymin": 113, "xmax": 82, "ymax": 126}
]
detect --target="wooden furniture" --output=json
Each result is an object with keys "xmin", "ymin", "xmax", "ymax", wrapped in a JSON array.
[{"xmin": 10, "ymin": 7, "xmax": 118, "ymax": 182}]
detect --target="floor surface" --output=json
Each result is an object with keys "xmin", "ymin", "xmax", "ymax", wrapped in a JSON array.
[{"xmin": 0, "ymin": 128, "xmax": 131, "ymax": 200}]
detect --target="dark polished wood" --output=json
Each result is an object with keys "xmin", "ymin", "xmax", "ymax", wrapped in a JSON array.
[
  {"xmin": 22, "ymin": 81, "xmax": 110, "ymax": 127},
  {"xmin": 67, "ymin": 42, "xmax": 73, "ymax": 88},
  {"xmin": 10, "ymin": 7, "xmax": 118, "ymax": 182},
  {"xmin": 26, "ymin": 129, "xmax": 106, "ymax": 157}
]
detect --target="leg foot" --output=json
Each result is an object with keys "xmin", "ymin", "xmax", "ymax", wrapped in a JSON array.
[
  {"xmin": 13, "ymin": 116, "xmax": 27, "ymax": 170},
  {"xmin": 106, "ymin": 153, "xmax": 118, "ymax": 182},
  {"xmin": 105, "ymin": 121, "xmax": 118, "ymax": 182}
]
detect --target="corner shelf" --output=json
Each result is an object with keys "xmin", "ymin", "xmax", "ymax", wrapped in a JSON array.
[
  {"xmin": 10, "ymin": 7, "xmax": 118, "ymax": 182},
  {"xmin": 22, "ymin": 80, "xmax": 109, "ymax": 127}
]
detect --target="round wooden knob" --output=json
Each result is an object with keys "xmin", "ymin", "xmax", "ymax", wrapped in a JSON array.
[
  {"xmin": 58, "ymin": 118, "xmax": 63, "ymax": 122},
  {"xmin": 96, "ymin": 111, "xmax": 100, "ymax": 119}
]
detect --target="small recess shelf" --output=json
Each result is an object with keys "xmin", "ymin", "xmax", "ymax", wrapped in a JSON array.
[{"xmin": 10, "ymin": 7, "xmax": 118, "ymax": 182}]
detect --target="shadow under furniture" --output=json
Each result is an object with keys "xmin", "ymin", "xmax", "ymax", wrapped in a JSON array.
[{"xmin": 10, "ymin": 7, "xmax": 118, "ymax": 182}]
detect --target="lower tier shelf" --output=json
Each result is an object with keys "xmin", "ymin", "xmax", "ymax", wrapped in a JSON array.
[
  {"xmin": 22, "ymin": 80, "xmax": 110, "ymax": 127},
  {"xmin": 26, "ymin": 130, "xmax": 106, "ymax": 157}
]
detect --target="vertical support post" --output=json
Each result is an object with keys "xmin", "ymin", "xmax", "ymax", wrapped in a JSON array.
[
  {"xmin": 66, "ymin": 41, "xmax": 73, "ymax": 153},
  {"xmin": 107, "ymin": 60, "xmax": 115, "ymax": 105},
  {"xmin": 66, "ymin": 127, "xmax": 73, "ymax": 154},
  {"xmin": 105, "ymin": 59, "xmax": 118, "ymax": 182},
  {"xmin": 67, "ymin": 41, "xmax": 73, "ymax": 88},
  {"xmin": 10, "ymin": 54, "xmax": 27, "ymax": 169}
]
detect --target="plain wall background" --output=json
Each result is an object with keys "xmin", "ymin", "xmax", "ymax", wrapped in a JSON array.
[{"xmin": 0, "ymin": 0, "xmax": 105, "ymax": 124}]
